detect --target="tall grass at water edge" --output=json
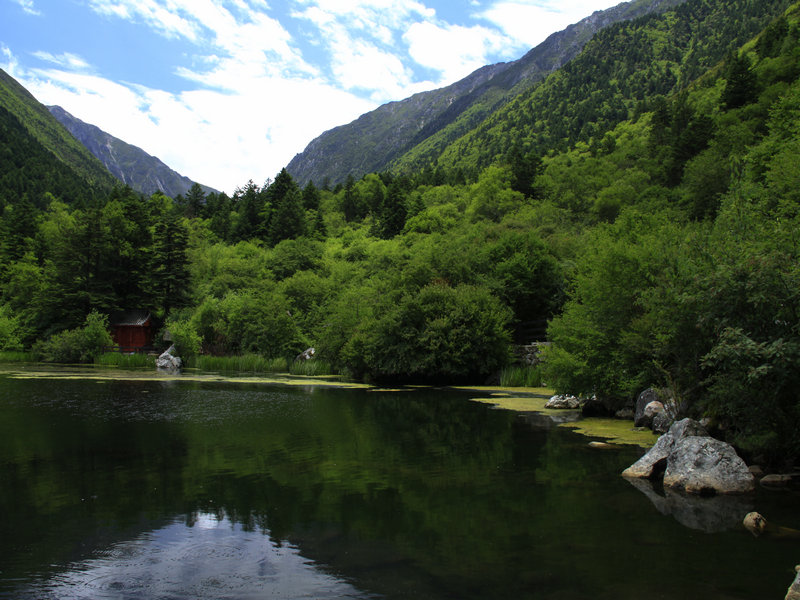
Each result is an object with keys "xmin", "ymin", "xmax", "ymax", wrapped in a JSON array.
[
  {"xmin": 190, "ymin": 354, "xmax": 288, "ymax": 373},
  {"xmin": 289, "ymin": 359, "xmax": 333, "ymax": 376},
  {"xmin": 499, "ymin": 364, "xmax": 545, "ymax": 388},
  {"xmin": 0, "ymin": 351, "xmax": 36, "ymax": 362},
  {"xmin": 94, "ymin": 352, "xmax": 334, "ymax": 376},
  {"xmin": 95, "ymin": 352, "xmax": 156, "ymax": 368}
]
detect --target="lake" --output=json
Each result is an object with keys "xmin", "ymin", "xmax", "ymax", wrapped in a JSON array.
[{"xmin": 0, "ymin": 366, "xmax": 797, "ymax": 599}]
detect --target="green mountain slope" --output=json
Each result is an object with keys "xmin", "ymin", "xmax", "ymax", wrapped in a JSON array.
[
  {"xmin": 49, "ymin": 106, "xmax": 217, "ymax": 198},
  {"xmin": 0, "ymin": 105, "xmax": 99, "ymax": 207},
  {"xmin": 427, "ymin": 0, "xmax": 795, "ymax": 174},
  {"xmin": 0, "ymin": 69, "xmax": 116, "ymax": 192},
  {"xmin": 286, "ymin": 0, "xmax": 689, "ymax": 186}
]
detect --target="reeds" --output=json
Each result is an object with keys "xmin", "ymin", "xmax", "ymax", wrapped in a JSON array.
[
  {"xmin": 192, "ymin": 354, "xmax": 288, "ymax": 373},
  {"xmin": 499, "ymin": 364, "xmax": 544, "ymax": 388},
  {"xmin": 0, "ymin": 351, "xmax": 36, "ymax": 362},
  {"xmin": 95, "ymin": 352, "xmax": 156, "ymax": 368},
  {"xmin": 289, "ymin": 359, "xmax": 333, "ymax": 376}
]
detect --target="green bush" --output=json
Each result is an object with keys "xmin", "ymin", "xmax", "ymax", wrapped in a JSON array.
[
  {"xmin": 0, "ymin": 306, "xmax": 24, "ymax": 352},
  {"xmin": 165, "ymin": 318, "xmax": 201, "ymax": 358},
  {"xmin": 33, "ymin": 311, "xmax": 113, "ymax": 363},
  {"xmin": 341, "ymin": 283, "xmax": 512, "ymax": 382}
]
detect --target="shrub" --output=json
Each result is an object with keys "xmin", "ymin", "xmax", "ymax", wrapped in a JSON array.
[
  {"xmin": 33, "ymin": 310, "xmax": 113, "ymax": 363},
  {"xmin": 165, "ymin": 318, "xmax": 202, "ymax": 358}
]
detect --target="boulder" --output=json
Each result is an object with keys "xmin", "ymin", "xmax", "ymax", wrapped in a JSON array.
[
  {"xmin": 295, "ymin": 347, "xmax": 316, "ymax": 362},
  {"xmin": 545, "ymin": 394, "xmax": 581, "ymax": 409},
  {"xmin": 622, "ymin": 418, "xmax": 708, "ymax": 479},
  {"xmin": 634, "ymin": 388, "xmax": 660, "ymax": 427},
  {"xmin": 743, "ymin": 511, "xmax": 768, "ymax": 537},
  {"xmin": 787, "ymin": 566, "xmax": 800, "ymax": 600},
  {"xmin": 663, "ymin": 436, "xmax": 755, "ymax": 495},
  {"xmin": 652, "ymin": 410, "xmax": 674, "ymax": 434},
  {"xmin": 642, "ymin": 400, "xmax": 665, "ymax": 426},
  {"xmin": 588, "ymin": 441, "xmax": 615, "ymax": 450},
  {"xmin": 156, "ymin": 345, "xmax": 182, "ymax": 372}
]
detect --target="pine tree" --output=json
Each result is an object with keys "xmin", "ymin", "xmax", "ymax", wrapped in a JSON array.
[
  {"xmin": 268, "ymin": 187, "xmax": 306, "ymax": 246},
  {"xmin": 150, "ymin": 200, "xmax": 190, "ymax": 315},
  {"xmin": 377, "ymin": 182, "xmax": 407, "ymax": 239},
  {"xmin": 721, "ymin": 52, "xmax": 757, "ymax": 109}
]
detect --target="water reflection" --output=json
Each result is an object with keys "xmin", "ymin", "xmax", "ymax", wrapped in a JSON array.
[
  {"xmin": 0, "ymin": 373, "xmax": 796, "ymax": 600},
  {"xmin": 624, "ymin": 477, "xmax": 755, "ymax": 533},
  {"xmin": 21, "ymin": 513, "xmax": 373, "ymax": 600}
]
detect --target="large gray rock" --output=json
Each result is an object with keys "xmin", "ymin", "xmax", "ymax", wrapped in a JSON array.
[
  {"xmin": 295, "ymin": 347, "xmax": 316, "ymax": 362},
  {"xmin": 634, "ymin": 388, "xmax": 660, "ymax": 427},
  {"xmin": 787, "ymin": 566, "xmax": 800, "ymax": 600},
  {"xmin": 663, "ymin": 436, "xmax": 755, "ymax": 495},
  {"xmin": 545, "ymin": 394, "xmax": 581, "ymax": 409},
  {"xmin": 652, "ymin": 410, "xmax": 674, "ymax": 434},
  {"xmin": 622, "ymin": 418, "xmax": 708, "ymax": 479},
  {"xmin": 156, "ymin": 345, "xmax": 182, "ymax": 372}
]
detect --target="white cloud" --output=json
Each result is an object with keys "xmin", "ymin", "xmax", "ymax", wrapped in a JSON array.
[
  {"xmin": 1, "ymin": 45, "xmax": 21, "ymax": 77},
  {"xmin": 17, "ymin": 62, "xmax": 375, "ymax": 193},
  {"xmin": 32, "ymin": 51, "xmax": 91, "ymax": 71},
  {"xmin": 404, "ymin": 21, "xmax": 510, "ymax": 84},
  {"xmin": 4, "ymin": 0, "xmax": 620, "ymax": 193},
  {"xmin": 481, "ymin": 0, "xmax": 618, "ymax": 48},
  {"xmin": 12, "ymin": 0, "xmax": 40, "ymax": 16},
  {"xmin": 87, "ymin": 0, "xmax": 200, "ymax": 41}
]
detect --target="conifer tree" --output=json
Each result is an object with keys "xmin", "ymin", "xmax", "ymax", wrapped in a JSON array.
[{"xmin": 268, "ymin": 187, "xmax": 306, "ymax": 246}]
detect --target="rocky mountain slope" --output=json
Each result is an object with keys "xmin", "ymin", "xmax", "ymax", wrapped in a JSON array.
[
  {"xmin": 0, "ymin": 68, "xmax": 116, "ymax": 192},
  {"xmin": 285, "ymin": 0, "xmax": 689, "ymax": 185},
  {"xmin": 49, "ymin": 106, "xmax": 217, "ymax": 198}
]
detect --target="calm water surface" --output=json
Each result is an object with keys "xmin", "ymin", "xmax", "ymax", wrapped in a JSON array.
[{"xmin": 0, "ymin": 368, "xmax": 797, "ymax": 600}]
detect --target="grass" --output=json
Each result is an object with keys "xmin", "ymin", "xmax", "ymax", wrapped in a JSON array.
[
  {"xmin": 92, "ymin": 351, "xmax": 334, "ymax": 377},
  {"xmin": 191, "ymin": 354, "xmax": 288, "ymax": 373},
  {"xmin": 289, "ymin": 359, "xmax": 333, "ymax": 376},
  {"xmin": 95, "ymin": 352, "xmax": 156, "ymax": 368},
  {"xmin": 0, "ymin": 351, "xmax": 36, "ymax": 362},
  {"xmin": 499, "ymin": 364, "xmax": 544, "ymax": 388}
]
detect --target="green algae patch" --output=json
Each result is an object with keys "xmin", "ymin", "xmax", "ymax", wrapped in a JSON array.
[
  {"xmin": 560, "ymin": 418, "xmax": 659, "ymax": 448},
  {"xmin": 453, "ymin": 385, "xmax": 554, "ymax": 397},
  {"xmin": 470, "ymin": 395, "xmax": 561, "ymax": 413},
  {"xmin": 469, "ymin": 390, "xmax": 659, "ymax": 449},
  {"xmin": 0, "ymin": 365, "xmax": 370, "ymax": 389}
]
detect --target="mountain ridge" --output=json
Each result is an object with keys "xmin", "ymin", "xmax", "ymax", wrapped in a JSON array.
[
  {"xmin": 48, "ymin": 106, "xmax": 218, "ymax": 198},
  {"xmin": 286, "ymin": 0, "xmax": 689, "ymax": 186},
  {"xmin": 0, "ymin": 68, "xmax": 117, "ymax": 192}
]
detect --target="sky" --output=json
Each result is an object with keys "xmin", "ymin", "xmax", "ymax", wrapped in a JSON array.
[{"xmin": 1, "ymin": 0, "xmax": 619, "ymax": 193}]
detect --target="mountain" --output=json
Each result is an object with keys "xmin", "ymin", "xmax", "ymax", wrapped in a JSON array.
[
  {"xmin": 0, "ymin": 68, "xmax": 116, "ymax": 192},
  {"xmin": 428, "ymin": 0, "xmax": 796, "ymax": 175},
  {"xmin": 48, "ymin": 106, "xmax": 217, "ymax": 198},
  {"xmin": 285, "ymin": 0, "xmax": 689, "ymax": 186},
  {"xmin": 0, "ymin": 104, "xmax": 101, "ymax": 208}
]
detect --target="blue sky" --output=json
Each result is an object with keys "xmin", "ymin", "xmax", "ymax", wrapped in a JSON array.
[{"xmin": 1, "ymin": 0, "xmax": 619, "ymax": 193}]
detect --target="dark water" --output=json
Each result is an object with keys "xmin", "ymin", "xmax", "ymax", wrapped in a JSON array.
[{"xmin": 0, "ymin": 371, "xmax": 798, "ymax": 600}]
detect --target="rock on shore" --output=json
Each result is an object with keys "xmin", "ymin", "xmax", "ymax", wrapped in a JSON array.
[{"xmin": 622, "ymin": 418, "xmax": 754, "ymax": 495}]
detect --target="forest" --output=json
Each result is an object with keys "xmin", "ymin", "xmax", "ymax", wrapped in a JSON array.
[{"xmin": 1, "ymin": 0, "xmax": 799, "ymax": 464}]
